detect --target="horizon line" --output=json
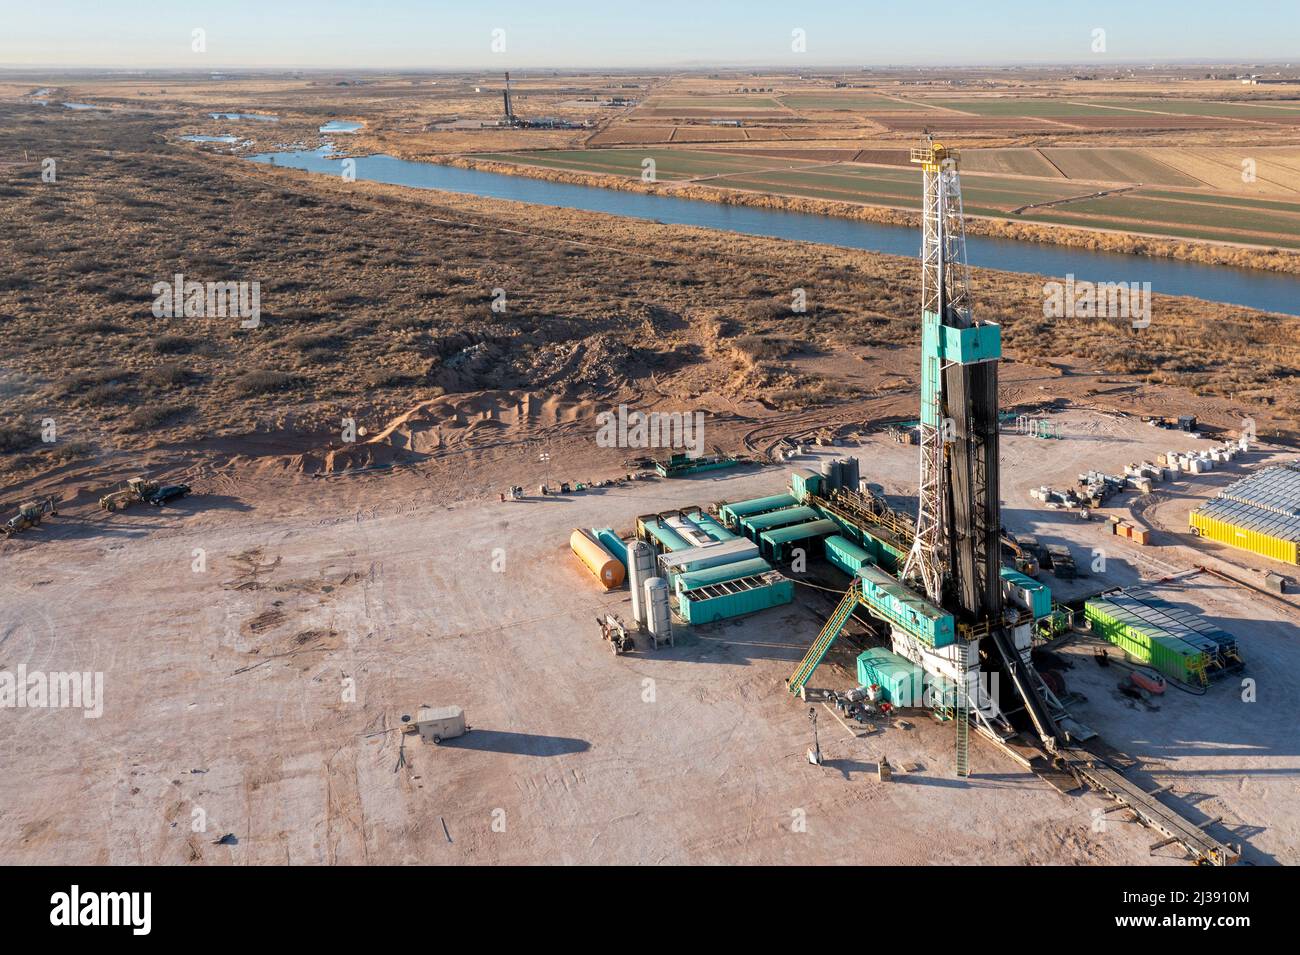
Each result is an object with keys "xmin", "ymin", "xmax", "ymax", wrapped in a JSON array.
[{"xmin": 1, "ymin": 57, "xmax": 1296, "ymax": 74}]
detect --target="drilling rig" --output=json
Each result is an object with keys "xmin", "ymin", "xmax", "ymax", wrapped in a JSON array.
[
  {"xmin": 502, "ymin": 71, "xmax": 517, "ymax": 126},
  {"xmin": 787, "ymin": 137, "xmax": 1070, "ymax": 776},
  {"xmin": 785, "ymin": 135, "xmax": 1241, "ymax": 863},
  {"xmin": 900, "ymin": 135, "xmax": 1065, "ymax": 773}
]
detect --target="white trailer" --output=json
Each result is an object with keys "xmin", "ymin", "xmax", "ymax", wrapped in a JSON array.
[{"xmin": 414, "ymin": 705, "xmax": 468, "ymax": 744}]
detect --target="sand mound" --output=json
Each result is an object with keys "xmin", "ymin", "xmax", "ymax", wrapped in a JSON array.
[{"xmin": 288, "ymin": 389, "xmax": 606, "ymax": 474}]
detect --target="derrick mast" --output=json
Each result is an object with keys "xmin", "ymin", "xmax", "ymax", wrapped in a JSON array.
[
  {"xmin": 903, "ymin": 136, "xmax": 1063, "ymax": 758},
  {"xmin": 503, "ymin": 71, "xmax": 516, "ymax": 125},
  {"xmin": 901, "ymin": 137, "xmax": 972, "ymax": 606},
  {"xmin": 790, "ymin": 135, "xmax": 1066, "ymax": 769}
]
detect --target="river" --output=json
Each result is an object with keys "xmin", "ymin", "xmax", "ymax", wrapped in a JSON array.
[{"xmin": 246, "ymin": 147, "xmax": 1300, "ymax": 317}]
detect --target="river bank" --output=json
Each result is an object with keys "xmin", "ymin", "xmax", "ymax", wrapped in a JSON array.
[{"xmin": 429, "ymin": 153, "xmax": 1300, "ymax": 276}]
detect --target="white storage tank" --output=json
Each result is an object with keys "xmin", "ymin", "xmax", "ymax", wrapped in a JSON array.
[
  {"xmin": 628, "ymin": 540, "xmax": 655, "ymax": 627},
  {"xmin": 820, "ymin": 459, "xmax": 837, "ymax": 492},
  {"xmin": 644, "ymin": 577, "xmax": 673, "ymax": 648}
]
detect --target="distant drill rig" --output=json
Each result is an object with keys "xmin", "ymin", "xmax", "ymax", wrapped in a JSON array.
[
  {"xmin": 502, "ymin": 71, "xmax": 517, "ymax": 125},
  {"xmin": 493, "ymin": 71, "xmax": 585, "ymax": 130}
]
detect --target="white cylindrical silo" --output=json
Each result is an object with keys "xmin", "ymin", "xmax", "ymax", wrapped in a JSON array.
[
  {"xmin": 820, "ymin": 458, "xmax": 837, "ymax": 492},
  {"xmin": 644, "ymin": 577, "xmax": 671, "ymax": 646},
  {"xmin": 628, "ymin": 540, "xmax": 655, "ymax": 627}
]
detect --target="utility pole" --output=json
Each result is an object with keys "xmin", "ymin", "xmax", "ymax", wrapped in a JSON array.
[{"xmin": 806, "ymin": 706, "xmax": 822, "ymax": 765}]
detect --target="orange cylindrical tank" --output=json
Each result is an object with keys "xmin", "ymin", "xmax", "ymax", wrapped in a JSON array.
[
  {"xmin": 1131, "ymin": 668, "xmax": 1166, "ymax": 694},
  {"xmin": 570, "ymin": 529, "xmax": 625, "ymax": 590}
]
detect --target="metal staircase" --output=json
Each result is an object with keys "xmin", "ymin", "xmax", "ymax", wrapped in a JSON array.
[
  {"xmin": 954, "ymin": 653, "xmax": 970, "ymax": 777},
  {"xmin": 788, "ymin": 581, "xmax": 860, "ymax": 693}
]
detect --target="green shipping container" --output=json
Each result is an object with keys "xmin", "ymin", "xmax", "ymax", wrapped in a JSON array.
[
  {"xmin": 639, "ymin": 518, "xmax": 690, "ymax": 552},
  {"xmin": 790, "ymin": 469, "xmax": 822, "ymax": 503},
  {"xmin": 719, "ymin": 494, "xmax": 798, "ymax": 527},
  {"xmin": 759, "ymin": 518, "xmax": 838, "ymax": 561},
  {"xmin": 1000, "ymin": 566, "xmax": 1050, "ymax": 618},
  {"xmin": 857, "ymin": 564, "xmax": 954, "ymax": 648},
  {"xmin": 856, "ymin": 648, "xmax": 924, "ymax": 707},
  {"xmin": 824, "ymin": 535, "xmax": 873, "ymax": 577},
  {"xmin": 680, "ymin": 577, "xmax": 794, "ymax": 624},
  {"xmin": 740, "ymin": 505, "xmax": 819, "ymax": 538},
  {"xmin": 691, "ymin": 511, "xmax": 737, "ymax": 542},
  {"xmin": 1084, "ymin": 599, "xmax": 1208, "ymax": 686}
]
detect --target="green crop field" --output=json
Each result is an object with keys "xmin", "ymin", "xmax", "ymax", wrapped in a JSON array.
[
  {"xmin": 772, "ymin": 156, "xmax": 1062, "ymax": 203},
  {"xmin": 1020, "ymin": 209, "xmax": 1300, "ymax": 249},
  {"xmin": 651, "ymin": 96, "xmax": 783, "ymax": 109},
  {"xmin": 1138, "ymin": 189, "xmax": 1300, "ymax": 215},
  {"xmin": 1052, "ymin": 193, "xmax": 1300, "ymax": 235},
  {"xmin": 477, "ymin": 148, "xmax": 1083, "ymax": 210},
  {"xmin": 928, "ymin": 98, "xmax": 1138, "ymax": 117},
  {"xmin": 779, "ymin": 93, "xmax": 922, "ymax": 110},
  {"xmin": 1098, "ymin": 99, "xmax": 1300, "ymax": 118},
  {"xmin": 653, "ymin": 162, "xmax": 1088, "ymax": 218},
  {"xmin": 477, "ymin": 148, "xmax": 1300, "ymax": 248},
  {"xmin": 1022, "ymin": 188, "xmax": 1300, "ymax": 248}
]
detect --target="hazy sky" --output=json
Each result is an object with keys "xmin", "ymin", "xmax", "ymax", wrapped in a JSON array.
[{"xmin": 3, "ymin": 1, "xmax": 1297, "ymax": 70}]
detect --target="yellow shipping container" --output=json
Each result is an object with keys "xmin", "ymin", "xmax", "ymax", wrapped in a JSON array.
[{"xmin": 1190, "ymin": 512, "xmax": 1299, "ymax": 564}]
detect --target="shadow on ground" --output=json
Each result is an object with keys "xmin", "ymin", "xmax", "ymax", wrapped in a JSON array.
[{"xmin": 440, "ymin": 730, "xmax": 590, "ymax": 756}]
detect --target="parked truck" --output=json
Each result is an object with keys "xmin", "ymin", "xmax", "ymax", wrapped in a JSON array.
[
  {"xmin": 1046, "ymin": 544, "xmax": 1076, "ymax": 579},
  {"xmin": 99, "ymin": 478, "xmax": 192, "ymax": 511}
]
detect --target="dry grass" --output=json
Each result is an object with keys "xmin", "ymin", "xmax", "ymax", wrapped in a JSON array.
[{"xmin": 1, "ymin": 97, "xmax": 1297, "ymax": 482}]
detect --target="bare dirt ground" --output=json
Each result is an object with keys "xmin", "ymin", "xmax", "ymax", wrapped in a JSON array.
[{"xmin": 1, "ymin": 410, "xmax": 1295, "ymax": 865}]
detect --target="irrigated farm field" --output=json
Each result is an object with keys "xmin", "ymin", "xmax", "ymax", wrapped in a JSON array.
[
  {"xmin": 1038, "ymin": 148, "xmax": 1202, "ymax": 186},
  {"xmin": 925, "ymin": 96, "xmax": 1300, "ymax": 124},
  {"xmin": 652, "ymin": 95, "xmax": 784, "ymax": 109},
  {"xmin": 475, "ymin": 147, "xmax": 818, "ymax": 180},
  {"xmin": 927, "ymin": 98, "xmax": 1138, "ymax": 117},
  {"xmin": 704, "ymin": 164, "xmax": 1088, "ymax": 216},
  {"xmin": 1023, "ymin": 190, "xmax": 1300, "ymax": 248},
  {"xmin": 476, "ymin": 145, "xmax": 1300, "ymax": 248},
  {"xmin": 778, "ymin": 93, "xmax": 923, "ymax": 110}
]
